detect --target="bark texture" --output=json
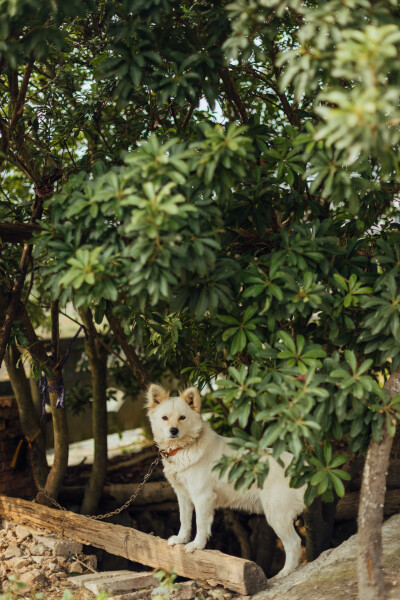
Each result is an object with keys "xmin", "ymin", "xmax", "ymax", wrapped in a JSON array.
[
  {"xmin": 79, "ymin": 309, "xmax": 108, "ymax": 515},
  {"xmin": 357, "ymin": 369, "xmax": 400, "ymax": 600},
  {"xmin": 0, "ymin": 293, "xmax": 68, "ymax": 502},
  {"xmin": 43, "ymin": 377, "xmax": 69, "ymax": 500},
  {"xmin": 4, "ymin": 344, "xmax": 48, "ymax": 487},
  {"xmin": 42, "ymin": 300, "xmax": 69, "ymax": 501}
]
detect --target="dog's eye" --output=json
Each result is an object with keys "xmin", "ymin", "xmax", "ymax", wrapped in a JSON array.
[
  {"xmin": 179, "ymin": 416, "xmax": 186, "ymax": 421},
  {"xmin": 162, "ymin": 416, "xmax": 168, "ymax": 421}
]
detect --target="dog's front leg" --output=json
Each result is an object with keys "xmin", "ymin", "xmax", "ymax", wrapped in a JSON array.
[
  {"xmin": 168, "ymin": 486, "xmax": 193, "ymax": 546},
  {"xmin": 185, "ymin": 492, "xmax": 215, "ymax": 553}
]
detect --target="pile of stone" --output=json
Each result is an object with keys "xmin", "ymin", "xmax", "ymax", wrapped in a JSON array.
[
  {"xmin": 0, "ymin": 520, "xmax": 238, "ymax": 600},
  {"xmin": 0, "ymin": 520, "xmax": 97, "ymax": 597},
  {"xmin": 70, "ymin": 571, "xmax": 236, "ymax": 600}
]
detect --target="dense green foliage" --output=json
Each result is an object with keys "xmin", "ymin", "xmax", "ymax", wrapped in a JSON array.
[{"xmin": 2, "ymin": 0, "xmax": 400, "ymax": 506}]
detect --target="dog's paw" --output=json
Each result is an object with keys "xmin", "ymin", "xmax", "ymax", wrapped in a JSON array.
[
  {"xmin": 167, "ymin": 535, "xmax": 186, "ymax": 546},
  {"xmin": 184, "ymin": 541, "xmax": 203, "ymax": 553}
]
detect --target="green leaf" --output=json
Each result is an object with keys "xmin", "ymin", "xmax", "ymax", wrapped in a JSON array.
[
  {"xmin": 260, "ymin": 424, "xmax": 281, "ymax": 448},
  {"xmin": 230, "ymin": 329, "xmax": 247, "ymax": 355},
  {"xmin": 323, "ymin": 442, "xmax": 332, "ymax": 465},
  {"xmin": 345, "ymin": 350, "xmax": 357, "ymax": 373},
  {"xmin": 310, "ymin": 470, "xmax": 326, "ymax": 486},
  {"xmin": 218, "ymin": 314, "xmax": 239, "ymax": 325},
  {"xmin": 243, "ymin": 304, "xmax": 258, "ymax": 323},
  {"xmin": 278, "ymin": 330, "xmax": 296, "ymax": 353},
  {"xmin": 330, "ymin": 472, "xmax": 345, "ymax": 497},
  {"xmin": 334, "ymin": 274, "xmax": 348, "ymax": 291}
]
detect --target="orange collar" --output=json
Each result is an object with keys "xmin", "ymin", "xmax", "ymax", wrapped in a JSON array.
[{"xmin": 159, "ymin": 447, "xmax": 182, "ymax": 459}]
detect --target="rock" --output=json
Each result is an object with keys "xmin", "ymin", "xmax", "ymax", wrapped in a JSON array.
[
  {"xmin": 252, "ymin": 513, "xmax": 400, "ymax": 600},
  {"xmin": 111, "ymin": 592, "xmax": 153, "ymax": 600},
  {"xmin": 35, "ymin": 535, "xmax": 83, "ymax": 556},
  {"xmin": 70, "ymin": 571, "xmax": 158, "ymax": 595},
  {"xmin": 55, "ymin": 572, "xmax": 68, "ymax": 580},
  {"xmin": 85, "ymin": 572, "xmax": 158, "ymax": 595},
  {"xmin": 4, "ymin": 543, "xmax": 22, "ymax": 559},
  {"xmin": 69, "ymin": 561, "xmax": 84, "ymax": 574},
  {"xmin": 14, "ymin": 525, "xmax": 33, "ymax": 541},
  {"xmin": 28, "ymin": 542, "xmax": 47, "ymax": 555},
  {"xmin": 18, "ymin": 568, "xmax": 47, "ymax": 587},
  {"xmin": 151, "ymin": 587, "xmax": 169, "ymax": 597},
  {"xmin": 206, "ymin": 580, "xmax": 219, "ymax": 588},
  {"xmin": 84, "ymin": 554, "xmax": 98, "ymax": 570},
  {"xmin": 209, "ymin": 587, "xmax": 226, "ymax": 600},
  {"xmin": 177, "ymin": 582, "xmax": 198, "ymax": 600},
  {"xmin": 4, "ymin": 557, "xmax": 31, "ymax": 571},
  {"xmin": 31, "ymin": 555, "xmax": 45, "ymax": 563},
  {"xmin": 69, "ymin": 571, "xmax": 141, "ymax": 588},
  {"xmin": 5, "ymin": 530, "xmax": 16, "ymax": 542}
]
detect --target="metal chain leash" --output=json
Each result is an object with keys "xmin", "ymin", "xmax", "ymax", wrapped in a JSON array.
[{"xmin": 29, "ymin": 444, "xmax": 160, "ymax": 520}]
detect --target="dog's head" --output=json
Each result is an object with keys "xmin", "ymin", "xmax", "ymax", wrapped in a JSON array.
[{"xmin": 146, "ymin": 384, "xmax": 203, "ymax": 449}]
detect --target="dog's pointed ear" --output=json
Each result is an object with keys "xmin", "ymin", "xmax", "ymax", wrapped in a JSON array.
[
  {"xmin": 146, "ymin": 384, "xmax": 169, "ymax": 410},
  {"xmin": 181, "ymin": 387, "xmax": 201, "ymax": 413}
]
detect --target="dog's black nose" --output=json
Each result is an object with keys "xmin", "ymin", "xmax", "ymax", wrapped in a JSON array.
[{"xmin": 170, "ymin": 427, "xmax": 179, "ymax": 436}]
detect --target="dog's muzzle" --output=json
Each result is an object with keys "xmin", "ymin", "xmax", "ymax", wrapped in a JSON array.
[{"xmin": 170, "ymin": 427, "xmax": 179, "ymax": 437}]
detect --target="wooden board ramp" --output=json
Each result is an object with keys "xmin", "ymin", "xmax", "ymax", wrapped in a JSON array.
[{"xmin": 0, "ymin": 495, "xmax": 268, "ymax": 595}]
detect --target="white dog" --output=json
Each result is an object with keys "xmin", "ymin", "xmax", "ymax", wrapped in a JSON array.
[{"xmin": 146, "ymin": 384, "xmax": 306, "ymax": 578}]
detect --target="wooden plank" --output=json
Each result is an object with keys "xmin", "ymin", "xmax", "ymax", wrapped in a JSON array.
[{"xmin": 0, "ymin": 495, "xmax": 268, "ymax": 595}]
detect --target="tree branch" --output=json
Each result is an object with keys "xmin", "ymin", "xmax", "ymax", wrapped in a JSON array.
[
  {"xmin": 9, "ymin": 59, "xmax": 34, "ymax": 132},
  {"xmin": 107, "ymin": 312, "xmax": 150, "ymax": 386},
  {"xmin": 0, "ymin": 191, "xmax": 46, "ymax": 368},
  {"xmin": 51, "ymin": 300, "xmax": 60, "ymax": 363},
  {"xmin": 219, "ymin": 68, "xmax": 248, "ymax": 124}
]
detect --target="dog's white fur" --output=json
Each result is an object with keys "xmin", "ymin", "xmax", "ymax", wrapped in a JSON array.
[{"xmin": 146, "ymin": 384, "xmax": 306, "ymax": 578}]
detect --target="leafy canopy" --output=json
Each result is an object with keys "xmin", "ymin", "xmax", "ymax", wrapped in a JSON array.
[{"xmin": 1, "ymin": 0, "xmax": 400, "ymax": 505}]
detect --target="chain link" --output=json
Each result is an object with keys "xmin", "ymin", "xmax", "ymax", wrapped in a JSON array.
[{"xmin": 29, "ymin": 447, "xmax": 160, "ymax": 520}]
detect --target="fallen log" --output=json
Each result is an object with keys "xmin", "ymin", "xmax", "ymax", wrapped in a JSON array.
[
  {"xmin": 349, "ymin": 457, "xmax": 400, "ymax": 491},
  {"xmin": 336, "ymin": 489, "xmax": 400, "ymax": 520},
  {"xmin": 60, "ymin": 481, "xmax": 175, "ymax": 505},
  {"xmin": 0, "ymin": 495, "xmax": 268, "ymax": 594},
  {"xmin": 107, "ymin": 449, "xmax": 158, "ymax": 473},
  {"xmin": 0, "ymin": 223, "xmax": 41, "ymax": 243}
]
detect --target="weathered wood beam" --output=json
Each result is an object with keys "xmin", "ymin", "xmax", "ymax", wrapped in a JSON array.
[{"xmin": 0, "ymin": 495, "xmax": 268, "ymax": 594}]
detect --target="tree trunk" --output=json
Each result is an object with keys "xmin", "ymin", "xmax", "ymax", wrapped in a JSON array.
[
  {"xmin": 357, "ymin": 369, "xmax": 400, "ymax": 600},
  {"xmin": 4, "ymin": 344, "xmax": 48, "ymax": 487},
  {"xmin": 43, "ymin": 371, "xmax": 69, "ymax": 501},
  {"xmin": 304, "ymin": 497, "xmax": 337, "ymax": 562},
  {"xmin": 79, "ymin": 309, "xmax": 108, "ymax": 515},
  {"xmin": 29, "ymin": 362, "xmax": 44, "ymax": 421},
  {"xmin": 0, "ymin": 290, "xmax": 68, "ymax": 502}
]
